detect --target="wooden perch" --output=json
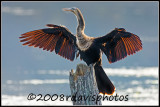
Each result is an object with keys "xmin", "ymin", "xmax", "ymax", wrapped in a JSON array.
[{"xmin": 69, "ymin": 63, "xmax": 102, "ymax": 105}]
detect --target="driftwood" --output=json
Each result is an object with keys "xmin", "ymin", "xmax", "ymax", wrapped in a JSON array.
[{"xmin": 69, "ymin": 63, "xmax": 102, "ymax": 105}]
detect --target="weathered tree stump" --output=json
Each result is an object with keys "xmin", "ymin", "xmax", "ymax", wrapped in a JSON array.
[{"xmin": 69, "ymin": 63, "xmax": 102, "ymax": 105}]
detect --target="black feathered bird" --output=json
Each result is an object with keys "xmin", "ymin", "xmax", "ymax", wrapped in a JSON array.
[{"xmin": 19, "ymin": 7, "xmax": 142, "ymax": 95}]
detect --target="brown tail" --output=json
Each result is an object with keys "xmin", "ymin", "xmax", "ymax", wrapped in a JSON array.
[{"xmin": 94, "ymin": 64, "xmax": 115, "ymax": 95}]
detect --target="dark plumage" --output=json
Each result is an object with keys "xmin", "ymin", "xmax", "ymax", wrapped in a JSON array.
[{"xmin": 19, "ymin": 7, "xmax": 142, "ymax": 95}]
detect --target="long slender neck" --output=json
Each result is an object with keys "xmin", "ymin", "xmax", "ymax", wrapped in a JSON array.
[
  {"xmin": 74, "ymin": 9, "xmax": 93, "ymax": 51},
  {"xmin": 75, "ymin": 9, "xmax": 85, "ymax": 33}
]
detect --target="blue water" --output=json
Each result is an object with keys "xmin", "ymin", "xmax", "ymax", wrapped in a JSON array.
[{"xmin": 2, "ymin": 67, "xmax": 159, "ymax": 105}]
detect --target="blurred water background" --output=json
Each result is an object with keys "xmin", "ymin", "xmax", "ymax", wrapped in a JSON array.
[{"xmin": 2, "ymin": 67, "xmax": 158, "ymax": 105}]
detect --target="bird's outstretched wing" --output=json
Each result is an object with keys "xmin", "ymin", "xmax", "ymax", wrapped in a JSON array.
[
  {"xmin": 19, "ymin": 24, "xmax": 77, "ymax": 61},
  {"xmin": 94, "ymin": 28, "xmax": 142, "ymax": 63}
]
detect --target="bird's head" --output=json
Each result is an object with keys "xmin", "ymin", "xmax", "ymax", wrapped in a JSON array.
[
  {"xmin": 63, "ymin": 7, "xmax": 85, "ymax": 31},
  {"xmin": 62, "ymin": 7, "xmax": 79, "ymax": 16}
]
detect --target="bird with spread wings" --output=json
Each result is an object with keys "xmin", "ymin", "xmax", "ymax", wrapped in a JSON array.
[{"xmin": 19, "ymin": 7, "xmax": 142, "ymax": 95}]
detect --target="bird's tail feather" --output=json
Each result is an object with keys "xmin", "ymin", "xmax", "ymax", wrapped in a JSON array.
[{"xmin": 94, "ymin": 64, "xmax": 115, "ymax": 95}]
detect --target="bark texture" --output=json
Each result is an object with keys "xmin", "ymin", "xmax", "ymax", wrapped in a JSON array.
[{"xmin": 69, "ymin": 63, "xmax": 102, "ymax": 105}]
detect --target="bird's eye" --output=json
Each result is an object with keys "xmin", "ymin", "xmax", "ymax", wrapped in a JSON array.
[{"xmin": 72, "ymin": 7, "xmax": 77, "ymax": 10}]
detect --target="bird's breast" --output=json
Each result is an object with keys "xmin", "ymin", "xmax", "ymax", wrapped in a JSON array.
[
  {"xmin": 78, "ymin": 43, "xmax": 101, "ymax": 66},
  {"xmin": 76, "ymin": 38, "xmax": 93, "ymax": 51},
  {"xmin": 76, "ymin": 33, "xmax": 94, "ymax": 51}
]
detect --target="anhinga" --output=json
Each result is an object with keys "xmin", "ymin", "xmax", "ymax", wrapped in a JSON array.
[{"xmin": 19, "ymin": 7, "xmax": 142, "ymax": 95}]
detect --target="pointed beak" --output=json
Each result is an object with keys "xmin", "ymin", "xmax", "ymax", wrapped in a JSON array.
[{"xmin": 62, "ymin": 8, "xmax": 73, "ymax": 12}]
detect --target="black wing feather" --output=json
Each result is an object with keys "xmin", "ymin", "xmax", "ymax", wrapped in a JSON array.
[
  {"xmin": 19, "ymin": 24, "xmax": 77, "ymax": 61},
  {"xmin": 95, "ymin": 28, "xmax": 142, "ymax": 63}
]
